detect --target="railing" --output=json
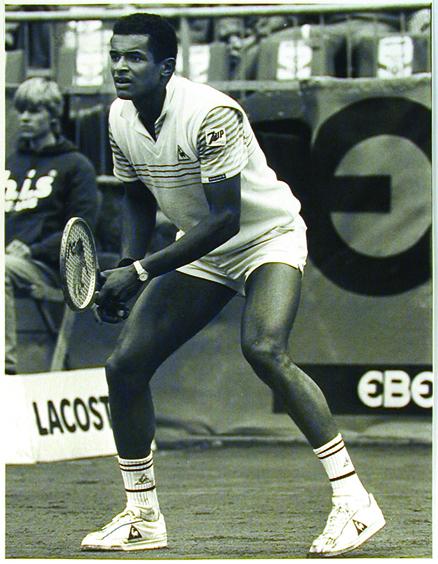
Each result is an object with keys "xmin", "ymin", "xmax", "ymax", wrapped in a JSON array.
[{"xmin": 5, "ymin": 1, "xmax": 431, "ymax": 88}]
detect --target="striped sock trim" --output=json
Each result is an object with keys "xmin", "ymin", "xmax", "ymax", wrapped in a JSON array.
[
  {"xmin": 118, "ymin": 452, "xmax": 160, "ymax": 517},
  {"xmin": 119, "ymin": 459, "xmax": 154, "ymax": 472},
  {"xmin": 118, "ymin": 451, "xmax": 153, "ymax": 468},
  {"xmin": 313, "ymin": 434, "xmax": 368, "ymax": 498},
  {"xmin": 313, "ymin": 433, "xmax": 343, "ymax": 458},
  {"xmin": 118, "ymin": 452, "xmax": 156, "ymax": 492},
  {"xmin": 125, "ymin": 485, "xmax": 157, "ymax": 493},
  {"xmin": 329, "ymin": 470, "xmax": 357, "ymax": 482}
]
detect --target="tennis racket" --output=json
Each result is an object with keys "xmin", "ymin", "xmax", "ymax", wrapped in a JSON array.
[
  {"xmin": 60, "ymin": 217, "xmax": 99, "ymax": 311},
  {"xmin": 60, "ymin": 217, "xmax": 130, "ymax": 323}
]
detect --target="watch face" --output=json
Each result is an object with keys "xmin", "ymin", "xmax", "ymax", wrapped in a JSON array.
[{"xmin": 133, "ymin": 261, "xmax": 148, "ymax": 282}]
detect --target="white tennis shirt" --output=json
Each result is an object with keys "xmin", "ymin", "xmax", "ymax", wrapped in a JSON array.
[{"xmin": 109, "ymin": 75, "xmax": 301, "ymax": 257}]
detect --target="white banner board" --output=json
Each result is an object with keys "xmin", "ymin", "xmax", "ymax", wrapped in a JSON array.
[{"xmin": 2, "ymin": 368, "xmax": 116, "ymax": 463}]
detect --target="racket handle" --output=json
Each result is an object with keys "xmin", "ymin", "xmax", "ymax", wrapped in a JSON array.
[
  {"xmin": 91, "ymin": 303, "xmax": 103, "ymax": 324},
  {"xmin": 117, "ymin": 305, "xmax": 130, "ymax": 320}
]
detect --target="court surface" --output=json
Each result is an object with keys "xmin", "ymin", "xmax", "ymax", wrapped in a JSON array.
[{"xmin": 5, "ymin": 443, "xmax": 432, "ymax": 559}]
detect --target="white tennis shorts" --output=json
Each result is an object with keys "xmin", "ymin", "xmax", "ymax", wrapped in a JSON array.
[{"xmin": 177, "ymin": 214, "xmax": 308, "ymax": 295}]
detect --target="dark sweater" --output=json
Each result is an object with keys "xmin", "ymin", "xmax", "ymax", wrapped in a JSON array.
[{"xmin": 5, "ymin": 136, "xmax": 99, "ymax": 269}]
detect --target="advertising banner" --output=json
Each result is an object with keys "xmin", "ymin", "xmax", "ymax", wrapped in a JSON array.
[
  {"xmin": 244, "ymin": 76, "xmax": 432, "ymax": 415},
  {"xmin": 2, "ymin": 369, "xmax": 116, "ymax": 463},
  {"xmin": 5, "ymin": 78, "xmax": 432, "ymax": 465}
]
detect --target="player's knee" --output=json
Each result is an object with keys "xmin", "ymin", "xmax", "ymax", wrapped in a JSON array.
[
  {"xmin": 241, "ymin": 334, "xmax": 287, "ymax": 370},
  {"xmin": 106, "ymin": 349, "xmax": 155, "ymax": 392}
]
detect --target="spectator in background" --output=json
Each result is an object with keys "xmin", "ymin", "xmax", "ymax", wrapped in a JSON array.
[
  {"xmin": 174, "ymin": 17, "xmax": 216, "ymax": 83},
  {"xmin": 187, "ymin": 17, "xmax": 214, "ymax": 44},
  {"xmin": 215, "ymin": 16, "xmax": 251, "ymax": 77},
  {"xmin": 4, "ymin": 78, "xmax": 99, "ymax": 375}
]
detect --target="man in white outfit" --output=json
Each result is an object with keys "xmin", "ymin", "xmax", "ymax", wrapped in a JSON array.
[{"xmin": 81, "ymin": 12, "xmax": 385, "ymax": 557}]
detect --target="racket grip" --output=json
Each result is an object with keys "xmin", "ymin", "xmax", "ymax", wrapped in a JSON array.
[
  {"xmin": 117, "ymin": 305, "xmax": 130, "ymax": 320},
  {"xmin": 97, "ymin": 271, "xmax": 106, "ymax": 290},
  {"xmin": 91, "ymin": 303, "xmax": 103, "ymax": 324}
]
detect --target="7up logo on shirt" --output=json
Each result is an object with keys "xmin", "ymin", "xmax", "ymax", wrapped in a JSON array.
[{"xmin": 205, "ymin": 128, "xmax": 226, "ymax": 147}]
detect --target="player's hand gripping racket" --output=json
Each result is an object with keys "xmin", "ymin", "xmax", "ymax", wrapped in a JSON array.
[{"xmin": 60, "ymin": 217, "xmax": 129, "ymax": 323}]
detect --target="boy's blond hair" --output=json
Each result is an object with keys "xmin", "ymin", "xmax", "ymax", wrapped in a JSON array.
[{"xmin": 14, "ymin": 77, "xmax": 64, "ymax": 119}]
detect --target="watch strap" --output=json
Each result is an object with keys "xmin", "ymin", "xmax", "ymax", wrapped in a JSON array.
[{"xmin": 133, "ymin": 260, "xmax": 149, "ymax": 282}]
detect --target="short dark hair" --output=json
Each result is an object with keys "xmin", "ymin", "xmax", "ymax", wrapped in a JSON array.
[{"xmin": 113, "ymin": 13, "xmax": 178, "ymax": 62}]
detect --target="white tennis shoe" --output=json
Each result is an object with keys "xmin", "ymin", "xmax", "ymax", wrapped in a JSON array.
[
  {"xmin": 308, "ymin": 493, "xmax": 385, "ymax": 557},
  {"xmin": 81, "ymin": 506, "xmax": 167, "ymax": 551}
]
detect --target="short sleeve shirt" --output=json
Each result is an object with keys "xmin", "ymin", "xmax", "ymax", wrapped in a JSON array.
[
  {"xmin": 109, "ymin": 106, "xmax": 247, "ymax": 184},
  {"xmin": 196, "ymin": 106, "xmax": 248, "ymax": 183}
]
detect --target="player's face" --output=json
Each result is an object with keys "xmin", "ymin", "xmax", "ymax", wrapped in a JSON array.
[
  {"xmin": 17, "ymin": 105, "xmax": 52, "ymax": 141},
  {"xmin": 109, "ymin": 34, "xmax": 164, "ymax": 101}
]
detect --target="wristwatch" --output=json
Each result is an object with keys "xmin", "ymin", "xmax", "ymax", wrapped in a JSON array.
[{"xmin": 133, "ymin": 260, "xmax": 150, "ymax": 283}]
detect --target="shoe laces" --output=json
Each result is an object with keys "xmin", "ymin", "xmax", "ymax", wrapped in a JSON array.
[
  {"xmin": 102, "ymin": 508, "xmax": 139, "ymax": 530},
  {"xmin": 319, "ymin": 503, "xmax": 355, "ymax": 540},
  {"xmin": 117, "ymin": 508, "xmax": 137, "ymax": 519}
]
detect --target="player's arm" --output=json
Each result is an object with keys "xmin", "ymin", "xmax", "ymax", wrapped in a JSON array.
[
  {"xmin": 96, "ymin": 123, "xmax": 157, "ymax": 314},
  {"xmin": 139, "ymin": 174, "xmax": 241, "ymax": 277},
  {"xmin": 97, "ymin": 174, "xmax": 240, "ymax": 307},
  {"xmin": 108, "ymin": 123, "xmax": 157, "ymax": 263},
  {"xmin": 119, "ymin": 179, "xmax": 157, "ymax": 263},
  {"xmin": 137, "ymin": 106, "xmax": 246, "ymax": 277},
  {"xmin": 98, "ymin": 106, "xmax": 245, "ymax": 304},
  {"xmin": 95, "ymin": 179, "xmax": 157, "ymax": 320}
]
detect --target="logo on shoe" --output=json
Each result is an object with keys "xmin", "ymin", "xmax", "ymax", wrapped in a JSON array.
[
  {"xmin": 353, "ymin": 519, "xmax": 368, "ymax": 535},
  {"xmin": 128, "ymin": 525, "xmax": 142, "ymax": 540}
]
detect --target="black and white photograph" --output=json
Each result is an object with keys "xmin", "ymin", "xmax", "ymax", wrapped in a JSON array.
[{"xmin": 2, "ymin": 0, "xmax": 435, "ymax": 559}]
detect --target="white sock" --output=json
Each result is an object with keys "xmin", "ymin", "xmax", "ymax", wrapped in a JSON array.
[
  {"xmin": 118, "ymin": 451, "xmax": 160, "ymax": 520},
  {"xmin": 314, "ymin": 433, "xmax": 369, "ymax": 500}
]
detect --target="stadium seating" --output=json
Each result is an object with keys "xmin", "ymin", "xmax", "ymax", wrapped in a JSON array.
[
  {"xmin": 176, "ymin": 42, "xmax": 229, "ymax": 82},
  {"xmin": 56, "ymin": 46, "xmax": 115, "ymax": 90},
  {"xmin": 355, "ymin": 32, "xmax": 430, "ymax": 77},
  {"xmin": 255, "ymin": 34, "xmax": 337, "ymax": 80},
  {"xmin": 15, "ymin": 281, "xmax": 67, "ymax": 372},
  {"xmin": 5, "ymin": 50, "xmax": 26, "ymax": 83}
]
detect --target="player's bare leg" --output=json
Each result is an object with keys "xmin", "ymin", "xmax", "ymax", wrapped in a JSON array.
[
  {"xmin": 241, "ymin": 263, "xmax": 385, "ymax": 557},
  {"xmin": 81, "ymin": 272, "xmax": 235, "ymax": 551}
]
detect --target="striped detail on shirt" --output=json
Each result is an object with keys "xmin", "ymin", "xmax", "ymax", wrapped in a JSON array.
[
  {"xmin": 131, "ymin": 162, "xmax": 202, "ymax": 189},
  {"xmin": 197, "ymin": 106, "xmax": 249, "ymax": 183},
  {"xmin": 109, "ymin": 123, "xmax": 201, "ymax": 188},
  {"xmin": 109, "ymin": 106, "xmax": 252, "ymax": 188},
  {"xmin": 109, "ymin": 126, "xmax": 137, "ymax": 182}
]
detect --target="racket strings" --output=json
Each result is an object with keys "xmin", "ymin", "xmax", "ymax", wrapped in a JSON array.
[{"xmin": 64, "ymin": 223, "xmax": 97, "ymax": 308}]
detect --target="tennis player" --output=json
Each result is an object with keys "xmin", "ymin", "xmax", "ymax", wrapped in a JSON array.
[{"xmin": 81, "ymin": 13, "xmax": 385, "ymax": 556}]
